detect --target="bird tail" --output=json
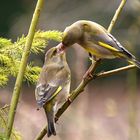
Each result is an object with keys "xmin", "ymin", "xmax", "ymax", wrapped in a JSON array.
[
  {"xmin": 44, "ymin": 107, "xmax": 56, "ymax": 137},
  {"xmin": 129, "ymin": 58, "xmax": 140, "ymax": 69}
]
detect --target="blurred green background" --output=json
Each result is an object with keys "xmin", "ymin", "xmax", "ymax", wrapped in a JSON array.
[{"xmin": 0, "ymin": 0, "xmax": 140, "ymax": 140}]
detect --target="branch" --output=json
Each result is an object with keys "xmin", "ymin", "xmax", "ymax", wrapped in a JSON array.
[
  {"xmin": 35, "ymin": 0, "xmax": 129, "ymax": 139},
  {"xmin": 107, "ymin": 0, "xmax": 127, "ymax": 32},
  {"xmin": 6, "ymin": 0, "xmax": 44, "ymax": 139},
  {"xmin": 35, "ymin": 60, "xmax": 136, "ymax": 140},
  {"xmin": 96, "ymin": 64, "xmax": 135, "ymax": 78}
]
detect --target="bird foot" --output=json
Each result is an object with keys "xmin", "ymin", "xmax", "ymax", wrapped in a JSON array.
[
  {"xmin": 88, "ymin": 53, "xmax": 98, "ymax": 64},
  {"xmin": 55, "ymin": 116, "xmax": 59, "ymax": 122},
  {"xmin": 83, "ymin": 71, "xmax": 93, "ymax": 80},
  {"xmin": 67, "ymin": 96, "xmax": 72, "ymax": 103}
]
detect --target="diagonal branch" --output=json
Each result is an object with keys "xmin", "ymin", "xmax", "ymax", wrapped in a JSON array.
[
  {"xmin": 35, "ymin": 0, "xmax": 130, "ymax": 139},
  {"xmin": 55, "ymin": 60, "xmax": 101, "ymax": 121}
]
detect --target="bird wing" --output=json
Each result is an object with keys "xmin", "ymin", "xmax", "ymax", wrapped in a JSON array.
[
  {"xmin": 35, "ymin": 84, "xmax": 62, "ymax": 107},
  {"xmin": 107, "ymin": 33, "xmax": 134, "ymax": 58},
  {"xmin": 90, "ymin": 31, "xmax": 134, "ymax": 59},
  {"xmin": 35, "ymin": 61, "xmax": 70, "ymax": 107}
]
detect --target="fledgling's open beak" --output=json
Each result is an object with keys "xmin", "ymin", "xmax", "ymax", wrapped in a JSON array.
[{"xmin": 56, "ymin": 43, "xmax": 65, "ymax": 54}]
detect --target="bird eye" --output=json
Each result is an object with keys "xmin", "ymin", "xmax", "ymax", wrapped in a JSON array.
[
  {"xmin": 83, "ymin": 24, "xmax": 89, "ymax": 31},
  {"xmin": 52, "ymin": 49, "xmax": 57, "ymax": 56},
  {"xmin": 83, "ymin": 23, "xmax": 87, "ymax": 26},
  {"xmin": 83, "ymin": 23, "xmax": 88, "ymax": 27},
  {"xmin": 49, "ymin": 49, "xmax": 57, "ymax": 58}
]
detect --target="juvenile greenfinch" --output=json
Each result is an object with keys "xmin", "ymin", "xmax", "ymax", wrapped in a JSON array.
[
  {"xmin": 60, "ymin": 20, "xmax": 140, "ymax": 68},
  {"xmin": 35, "ymin": 46, "xmax": 71, "ymax": 137}
]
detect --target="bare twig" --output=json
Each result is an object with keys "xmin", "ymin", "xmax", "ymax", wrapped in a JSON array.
[
  {"xmin": 35, "ymin": 0, "xmax": 130, "ymax": 139},
  {"xmin": 96, "ymin": 64, "xmax": 135, "ymax": 78},
  {"xmin": 6, "ymin": 0, "xmax": 44, "ymax": 139},
  {"xmin": 108, "ymin": 0, "xmax": 127, "ymax": 32}
]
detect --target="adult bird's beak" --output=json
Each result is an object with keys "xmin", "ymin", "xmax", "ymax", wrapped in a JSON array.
[{"xmin": 56, "ymin": 43, "xmax": 65, "ymax": 54}]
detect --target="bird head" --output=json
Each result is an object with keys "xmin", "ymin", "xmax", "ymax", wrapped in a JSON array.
[
  {"xmin": 61, "ymin": 20, "xmax": 93, "ymax": 51},
  {"xmin": 62, "ymin": 21, "xmax": 85, "ymax": 47},
  {"xmin": 45, "ymin": 46, "xmax": 65, "ymax": 64}
]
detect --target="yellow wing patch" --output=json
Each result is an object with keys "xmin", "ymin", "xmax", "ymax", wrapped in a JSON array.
[
  {"xmin": 85, "ymin": 47, "xmax": 99, "ymax": 56},
  {"xmin": 50, "ymin": 86, "xmax": 62, "ymax": 100},
  {"xmin": 98, "ymin": 41, "xmax": 119, "ymax": 52}
]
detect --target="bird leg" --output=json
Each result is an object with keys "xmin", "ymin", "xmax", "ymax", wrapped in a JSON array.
[
  {"xmin": 54, "ymin": 116, "xmax": 59, "ymax": 122},
  {"xmin": 83, "ymin": 55, "xmax": 100, "ymax": 80},
  {"xmin": 83, "ymin": 64, "xmax": 94, "ymax": 79},
  {"xmin": 88, "ymin": 53, "xmax": 96, "ymax": 64},
  {"xmin": 67, "ymin": 95, "xmax": 72, "ymax": 103}
]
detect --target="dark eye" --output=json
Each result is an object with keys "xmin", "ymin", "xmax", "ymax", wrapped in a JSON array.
[
  {"xmin": 52, "ymin": 49, "xmax": 57, "ymax": 56},
  {"xmin": 83, "ymin": 23, "xmax": 87, "ymax": 26},
  {"xmin": 83, "ymin": 23, "xmax": 88, "ymax": 27},
  {"xmin": 83, "ymin": 24, "xmax": 89, "ymax": 31}
]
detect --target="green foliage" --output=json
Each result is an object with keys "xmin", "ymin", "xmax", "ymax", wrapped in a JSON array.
[
  {"xmin": 0, "ymin": 105, "xmax": 22, "ymax": 140},
  {"xmin": 0, "ymin": 30, "xmax": 62, "ymax": 86}
]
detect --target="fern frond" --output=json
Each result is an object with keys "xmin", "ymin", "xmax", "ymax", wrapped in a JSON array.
[
  {"xmin": 35, "ymin": 30, "xmax": 62, "ymax": 42},
  {"xmin": 0, "ymin": 54, "xmax": 14, "ymax": 68},
  {"xmin": 0, "ymin": 30, "xmax": 62, "ymax": 86},
  {"xmin": 0, "ymin": 75, "xmax": 8, "ymax": 87},
  {"xmin": 24, "ymin": 64, "xmax": 41, "ymax": 84},
  {"xmin": 0, "ymin": 38, "xmax": 12, "ymax": 49}
]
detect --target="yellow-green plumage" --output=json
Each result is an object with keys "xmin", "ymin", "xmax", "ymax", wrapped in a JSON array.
[{"xmin": 62, "ymin": 20, "xmax": 140, "ymax": 68}]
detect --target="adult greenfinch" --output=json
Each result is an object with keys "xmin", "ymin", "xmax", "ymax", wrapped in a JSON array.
[
  {"xmin": 60, "ymin": 20, "xmax": 140, "ymax": 68},
  {"xmin": 35, "ymin": 46, "xmax": 71, "ymax": 137}
]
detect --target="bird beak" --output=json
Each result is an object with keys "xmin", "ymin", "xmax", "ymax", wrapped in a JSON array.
[{"xmin": 56, "ymin": 43, "xmax": 65, "ymax": 55}]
